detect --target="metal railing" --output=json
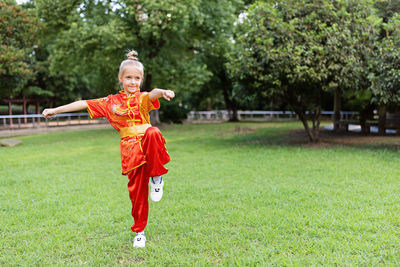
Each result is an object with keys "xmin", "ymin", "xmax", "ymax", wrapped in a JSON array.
[
  {"xmin": 0, "ymin": 110, "xmax": 360, "ymax": 129},
  {"xmin": 187, "ymin": 110, "xmax": 359, "ymax": 121},
  {"xmin": 0, "ymin": 113, "xmax": 107, "ymax": 129}
]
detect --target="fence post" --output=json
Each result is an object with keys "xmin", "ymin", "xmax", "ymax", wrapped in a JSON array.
[
  {"xmin": 8, "ymin": 101, "xmax": 13, "ymax": 127},
  {"xmin": 36, "ymin": 102, "xmax": 40, "ymax": 124}
]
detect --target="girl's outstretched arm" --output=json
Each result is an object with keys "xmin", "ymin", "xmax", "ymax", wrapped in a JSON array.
[
  {"xmin": 42, "ymin": 100, "xmax": 87, "ymax": 119},
  {"xmin": 149, "ymin": 88, "xmax": 175, "ymax": 102}
]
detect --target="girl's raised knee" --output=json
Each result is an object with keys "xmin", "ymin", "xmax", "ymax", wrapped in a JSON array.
[{"xmin": 145, "ymin": 127, "xmax": 161, "ymax": 137}]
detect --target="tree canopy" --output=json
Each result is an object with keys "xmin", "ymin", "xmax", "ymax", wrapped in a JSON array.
[
  {"xmin": 369, "ymin": 13, "xmax": 400, "ymax": 105},
  {"xmin": 0, "ymin": 0, "xmax": 41, "ymax": 99},
  {"xmin": 227, "ymin": 0, "xmax": 398, "ymax": 141}
]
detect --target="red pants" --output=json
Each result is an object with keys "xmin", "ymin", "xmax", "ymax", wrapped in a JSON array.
[{"xmin": 127, "ymin": 127, "xmax": 170, "ymax": 232}]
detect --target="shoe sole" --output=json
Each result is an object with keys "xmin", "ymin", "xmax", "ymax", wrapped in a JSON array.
[{"xmin": 150, "ymin": 181, "xmax": 164, "ymax": 202}]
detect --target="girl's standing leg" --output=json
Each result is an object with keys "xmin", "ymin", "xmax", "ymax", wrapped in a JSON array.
[{"xmin": 127, "ymin": 167, "xmax": 149, "ymax": 232}]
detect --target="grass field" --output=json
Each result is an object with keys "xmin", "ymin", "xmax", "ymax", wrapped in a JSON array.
[{"xmin": 1, "ymin": 122, "xmax": 400, "ymax": 266}]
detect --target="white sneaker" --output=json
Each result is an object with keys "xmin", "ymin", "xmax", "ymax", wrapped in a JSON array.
[
  {"xmin": 150, "ymin": 176, "xmax": 164, "ymax": 202},
  {"xmin": 133, "ymin": 232, "xmax": 146, "ymax": 248}
]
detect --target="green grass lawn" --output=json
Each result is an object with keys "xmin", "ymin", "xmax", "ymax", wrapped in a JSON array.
[{"xmin": 1, "ymin": 122, "xmax": 400, "ymax": 266}]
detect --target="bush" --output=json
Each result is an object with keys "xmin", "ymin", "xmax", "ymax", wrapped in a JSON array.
[{"xmin": 159, "ymin": 101, "xmax": 189, "ymax": 123}]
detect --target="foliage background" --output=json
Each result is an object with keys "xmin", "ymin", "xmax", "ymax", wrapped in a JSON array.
[{"xmin": 1, "ymin": 0, "xmax": 400, "ymax": 130}]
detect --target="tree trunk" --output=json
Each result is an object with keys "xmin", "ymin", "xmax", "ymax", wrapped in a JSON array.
[
  {"xmin": 359, "ymin": 104, "xmax": 374, "ymax": 133},
  {"xmin": 359, "ymin": 115, "xmax": 367, "ymax": 133},
  {"xmin": 297, "ymin": 111, "xmax": 319, "ymax": 142},
  {"xmin": 312, "ymin": 107, "xmax": 321, "ymax": 141},
  {"xmin": 8, "ymin": 100, "xmax": 13, "ymax": 127},
  {"xmin": 23, "ymin": 97, "xmax": 27, "ymax": 124},
  {"xmin": 225, "ymin": 99, "xmax": 238, "ymax": 122},
  {"xmin": 144, "ymin": 73, "xmax": 161, "ymax": 125},
  {"xmin": 150, "ymin": 109, "xmax": 160, "ymax": 125},
  {"xmin": 220, "ymin": 70, "xmax": 238, "ymax": 122},
  {"xmin": 144, "ymin": 73, "xmax": 152, "ymax": 91},
  {"xmin": 378, "ymin": 104, "xmax": 386, "ymax": 135},
  {"xmin": 333, "ymin": 88, "xmax": 341, "ymax": 131},
  {"xmin": 230, "ymin": 107, "xmax": 238, "ymax": 122}
]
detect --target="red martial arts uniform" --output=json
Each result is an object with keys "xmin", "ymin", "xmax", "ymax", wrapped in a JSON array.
[{"xmin": 86, "ymin": 90, "xmax": 170, "ymax": 232}]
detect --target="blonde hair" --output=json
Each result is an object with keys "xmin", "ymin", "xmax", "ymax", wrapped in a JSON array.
[{"xmin": 119, "ymin": 50, "xmax": 144, "ymax": 77}]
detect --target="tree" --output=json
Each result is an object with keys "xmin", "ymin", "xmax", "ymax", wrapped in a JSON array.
[
  {"xmin": 34, "ymin": 0, "xmax": 247, "ymax": 122},
  {"xmin": 0, "ymin": 0, "xmax": 41, "ymax": 99},
  {"xmin": 192, "ymin": 0, "xmax": 244, "ymax": 121},
  {"xmin": 368, "ymin": 1, "xmax": 400, "ymax": 134},
  {"xmin": 326, "ymin": 1, "xmax": 382, "ymax": 133},
  {"xmin": 33, "ymin": 0, "xmax": 130, "ymax": 100},
  {"xmin": 41, "ymin": 0, "xmax": 218, "ymax": 122},
  {"xmin": 228, "ymin": 0, "xmax": 376, "ymax": 142},
  {"xmin": 121, "ymin": 0, "xmax": 216, "ymax": 122},
  {"xmin": 368, "ymin": 13, "xmax": 400, "ymax": 134}
]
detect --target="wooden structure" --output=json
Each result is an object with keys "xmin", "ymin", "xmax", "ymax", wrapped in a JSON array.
[
  {"xmin": 338, "ymin": 112, "xmax": 400, "ymax": 134},
  {"xmin": 1, "ymin": 97, "xmax": 54, "ymax": 126}
]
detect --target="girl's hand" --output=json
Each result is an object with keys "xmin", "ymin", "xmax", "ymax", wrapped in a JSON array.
[
  {"xmin": 162, "ymin": 90, "xmax": 175, "ymax": 101},
  {"xmin": 149, "ymin": 88, "xmax": 175, "ymax": 102},
  {"xmin": 41, "ymin": 101, "xmax": 87, "ymax": 118},
  {"xmin": 42, "ymin": 108, "xmax": 57, "ymax": 119}
]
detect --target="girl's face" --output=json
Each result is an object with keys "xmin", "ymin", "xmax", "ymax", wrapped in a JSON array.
[{"xmin": 119, "ymin": 66, "xmax": 143, "ymax": 94}]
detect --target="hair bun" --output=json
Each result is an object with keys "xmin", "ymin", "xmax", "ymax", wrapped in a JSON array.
[{"xmin": 127, "ymin": 50, "xmax": 138, "ymax": 61}]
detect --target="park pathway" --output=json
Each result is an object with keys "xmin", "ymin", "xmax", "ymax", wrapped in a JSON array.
[{"xmin": 0, "ymin": 123, "xmax": 112, "ymax": 138}]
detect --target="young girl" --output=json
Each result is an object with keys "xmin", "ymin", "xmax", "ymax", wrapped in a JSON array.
[{"xmin": 42, "ymin": 50, "xmax": 175, "ymax": 248}]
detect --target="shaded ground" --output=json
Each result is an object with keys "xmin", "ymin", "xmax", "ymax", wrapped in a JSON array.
[
  {"xmin": 219, "ymin": 122, "xmax": 400, "ymax": 150},
  {"xmin": 287, "ymin": 129, "xmax": 400, "ymax": 150}
]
